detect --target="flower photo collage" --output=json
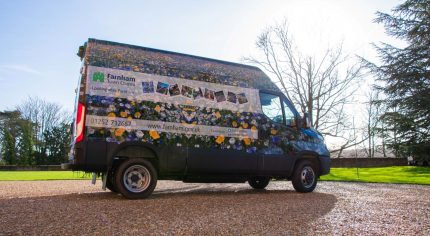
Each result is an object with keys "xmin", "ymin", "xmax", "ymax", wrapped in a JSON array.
[{"xmin": 142, "ymin": 81, "xmax": 249, "ymax": 105}]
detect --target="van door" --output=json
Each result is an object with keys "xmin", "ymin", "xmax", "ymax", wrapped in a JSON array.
[
  {"xmin": 258, "ymin": 92, "xmax": 296, "ymax": 176},
  {"xmin": 186, "ymin": 109, "xmax": 259, "ymax": 175}
]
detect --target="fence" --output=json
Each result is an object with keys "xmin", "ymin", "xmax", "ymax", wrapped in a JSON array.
[
  {"xmin": 331, "ymin": 158, "xmax": 407, "ymax": 168},
  {"xmin": 0, "ymin": 165, "xmax": 65, "ymax": 171}
]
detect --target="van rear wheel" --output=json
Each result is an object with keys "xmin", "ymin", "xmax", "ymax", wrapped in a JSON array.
[
  {"xmin": 248, "ymin": 177, "xmax": 270, "ymax": 189},
  {"xmin": 292, "ymin": 160, "xmax": 317, "ymax": 193},
  {"xmin": 114, "ymin": 159, "xmax": 157, "ymax": 199},
  {"xmin": 106, "ymin": 171, "xmax": 118, "ymax": 193}
]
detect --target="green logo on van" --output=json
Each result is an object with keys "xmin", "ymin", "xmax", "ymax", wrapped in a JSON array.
[{"xmin": 93, "ymin": 72, "xmax": 105, "ymax": 82}]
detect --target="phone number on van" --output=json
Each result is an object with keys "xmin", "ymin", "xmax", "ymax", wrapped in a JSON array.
[{"xmin": 88, "ymin": 117, "xmax": 132, "ymax": 127}]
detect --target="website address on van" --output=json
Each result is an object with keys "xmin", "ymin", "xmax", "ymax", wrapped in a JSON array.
[{"xmin": 86, "ymin": 115, "xmax": 258, "ymax": 139}]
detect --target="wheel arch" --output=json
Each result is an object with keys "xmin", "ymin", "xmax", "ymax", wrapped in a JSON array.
[
  {"xmin": 293, "ymin": 151, "xmax": 321, "ymax": 176},
  {"xmin": 108, "ymin": 142, "xmax": 160, "ymax": 173}
]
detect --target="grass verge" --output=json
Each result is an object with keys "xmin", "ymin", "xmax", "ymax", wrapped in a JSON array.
[
  {"xmin": 0, "ymin": 171, "xmax": 91, "ymax": 181},
  {"xmin": 0, "ymin": 166, "xmax": 429, "ymax": 185},
  {"xmin": 320, "ymin": 166, "xmax": 430, "ymax": 185}
]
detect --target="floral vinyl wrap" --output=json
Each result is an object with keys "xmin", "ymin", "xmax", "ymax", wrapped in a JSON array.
[
  {"xmin": 84, "ymin": 39, "xmax": 280, "ymax": 92},
  {"xmin": 86, "ymin": 95, "xmax": 326, "ymax": 155},
  {"xmin": 83, "ymin": 39, "xmax": 328, "ymax": 156}
]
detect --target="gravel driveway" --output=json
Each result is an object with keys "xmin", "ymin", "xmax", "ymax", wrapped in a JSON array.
[{"xmin": 0, "ymin": 180, "xmax": 428, "ymax": 235}]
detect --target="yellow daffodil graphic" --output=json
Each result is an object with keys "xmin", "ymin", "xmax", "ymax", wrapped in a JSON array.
[
  {"xmin": 107, "ymin": 112, "xmax": 116, "ymax": 120},
  {"xmin": 215, "ymin": 135, "xmax": 225, "ymax": 144},
  {"xmin": 120, "ymin": 111, "xmax": 128, "ymax": 118},
  {"xmin": 154, "ymin": 105, "xmax": 161, "ymax": 113},
  {"xmin": 215, "ymin": 111, "xmax": 221, "ymax": 119},
  {"xmin": 149, "ymin": 130, "xmax": 160, "ymax": 140},
  {"xmin": 271, "ymin": 129, "xmax": 278, "ymax": 135},
  {"xmin": 115, "ymin": 127, "xmax": 125, "ymax": 137},
  {"xmin": 243, "ymin": 137, "xmax": 251, "ymax": 146},
  {"xmin": 134, "ymin": 112, "xmax": 141, "ymax": 119},
  {"xmin": 232, "ymin": 121, "xmax": 238, "ymax": 127}
]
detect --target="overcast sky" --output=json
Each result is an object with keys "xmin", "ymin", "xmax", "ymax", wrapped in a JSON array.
[{"xmin": 0, "ymin": 0, "xmax": 400, "ymax": 112}]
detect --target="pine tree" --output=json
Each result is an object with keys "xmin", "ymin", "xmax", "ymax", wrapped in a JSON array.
[{"xmin": 367, "ymin": 0, "xmax": 430, "ymax": 160}]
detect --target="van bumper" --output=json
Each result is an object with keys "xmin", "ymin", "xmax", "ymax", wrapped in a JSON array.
[{"xmin": 318, "ymin": 155, "xmax": 330, "ymax": 176}]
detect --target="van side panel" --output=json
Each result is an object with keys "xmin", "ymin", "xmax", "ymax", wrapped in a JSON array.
[
  {"xmin": 259, "ymin": 153, "xmax": 295, "ymax": 176},
  {"xmin": 187, "ymin": 148, "xmax": 258, "ymax": 175}
]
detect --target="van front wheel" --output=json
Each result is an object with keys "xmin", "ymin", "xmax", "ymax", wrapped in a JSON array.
[
  {"xmin": 292, "ymin": 160, "xmax": 317, "ymax": 193},
  {"xmin": 115, "ymin": 159, "xmax": 157, "ymax": 199},
  {"xmin": 248, "ymin": 177, "xmax": 270, "ymax": 189}
]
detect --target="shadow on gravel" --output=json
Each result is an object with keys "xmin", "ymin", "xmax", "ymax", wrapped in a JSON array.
[
  {"xmin": 0, "ymin": 188, "xmax": 337, "ymax": 235},
  {"xmin": 152, "ymin": 188, "xmax": 301, "ymax": 199}
]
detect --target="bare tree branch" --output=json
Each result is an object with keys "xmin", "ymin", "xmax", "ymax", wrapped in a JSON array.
[{"xmin": 244, "ymin": 21, "xmax": 364, "ymax": 148}]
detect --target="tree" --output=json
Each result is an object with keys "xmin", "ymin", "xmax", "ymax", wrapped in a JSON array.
[
  {"xmin": 362, "ymin": 90, "xmax": 379, "ymax": 158},
  {"xmin": 0, "ymin": 111, "xmax": 36, "ymax": 165},
  {"xmin": 245, "ymin": 21, "xmax": 364, "ymax": 155},
  {"xmin": 16, "ymin": 121, "xmax": 34, "ymax": 165},
  {"xmin": 1, "ymin": 130, "xmax": 16, "ymax": 164},
  {"xmin": 361, "ymin": 89, "xmax": 392, "ymax": 158},
  {"xmin": 16, "ymin": 97, "xmax": 69, "ymax": 154},
  {"xmin": 0, "ymin": 97, "xmax": 72, "ymax": 166},
  {"xmin": 364, "ymin": 0, "xmax": 430, "ymax": 159},
  {"xmin": 0, "ymin": 111, "xmax": 22, "ymax": 164},
  {"xmin": 43, "ymin": 123, "xmax": 71, "ymax": 164}
]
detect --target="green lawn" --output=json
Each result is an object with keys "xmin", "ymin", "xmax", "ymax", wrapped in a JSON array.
[
  {"xmin": 0, "ymin": 166, "xmax": 429, "ymax": 185},
  {"xmin": 0, "ymin": 171, "xmax": 91, "ymax": 181},
  {"xmin": 320, "ymin": 166, "xmax": 430, "ymax": 185}
]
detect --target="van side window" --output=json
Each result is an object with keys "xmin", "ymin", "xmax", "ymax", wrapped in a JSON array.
[
  {"xmin": 283, "ymin": 100, "xmax": 296, "ymax": 126},
  {"xmin": 260, "ymin": 93, "xmax": 283, "ymax": 123}
]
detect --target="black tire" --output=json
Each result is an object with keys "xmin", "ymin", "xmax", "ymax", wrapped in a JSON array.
[
  {"xmin": 114, "ymin": 159, "xmax": 157, "ymax": 199},
  {"xmin": 292, "ymin": 160, "xmax": 317, "ymax": 193},
  {"xmin": 248, "ymin": 177, "xmax": 270, "ymax": 189}
]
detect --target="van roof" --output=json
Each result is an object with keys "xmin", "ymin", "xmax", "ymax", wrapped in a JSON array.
[
  {"xmin": 88, "ymin": 38, "xmax": 261, "ymax": 71},
  {"xmin": 85, "ymin": 38, "xmax": 281, "ymax": 92}
]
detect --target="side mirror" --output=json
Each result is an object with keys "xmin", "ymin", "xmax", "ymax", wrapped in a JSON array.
[{"xmin": 303, "ymin": 113, "xmax": 312, "ymax": 128}]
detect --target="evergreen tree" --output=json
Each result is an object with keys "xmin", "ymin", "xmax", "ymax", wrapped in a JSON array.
[
  {"xmin": 366, "ymin": 0, "xmax": 430, "ymax": 160},
  {"xmin": 0, "ymin": 111, "xmax": 21, "ymax": 165},
  {"xmin": 1, "ymin": 130, "xmax": 16, "ymax": 164},
  {"xmin": 16, "ymin": 121, "xmax": 34, "ymax": 166},
  {"xmin": 0, "ymin": 99, "xmax": 71, "ymax": 166},
  {"xmin": 43, "ymin": 123, "xmax": 71, "ymax": 164}
]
